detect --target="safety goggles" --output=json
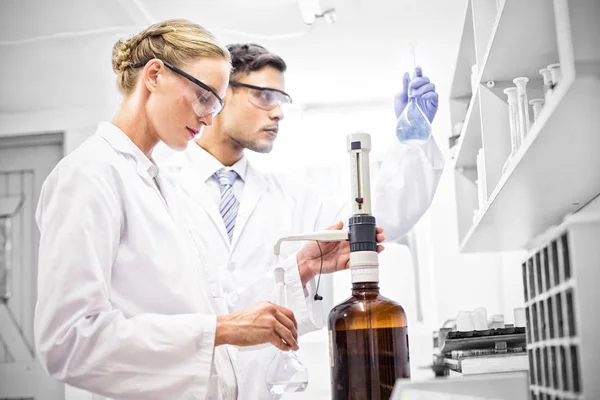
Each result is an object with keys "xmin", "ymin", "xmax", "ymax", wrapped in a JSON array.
[
  {"xmin": 229, "ymin": 81, "xmax": 292, "ymax": 110},
  {"xmin": 131, "ymin": 58, "xmax": 225, "ymax": 117}
]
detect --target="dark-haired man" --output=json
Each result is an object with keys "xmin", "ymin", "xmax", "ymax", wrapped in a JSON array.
[{"xmin": 162, "ymin": 43, "xmax": 444, "ymax": 399}]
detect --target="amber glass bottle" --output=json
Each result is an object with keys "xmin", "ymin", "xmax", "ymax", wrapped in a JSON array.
[{"xmin": 329, "ymin": 282, "xmax": 410, "ymax": 400}]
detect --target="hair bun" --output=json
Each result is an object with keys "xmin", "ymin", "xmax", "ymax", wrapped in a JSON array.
[{"xmin": 112, "ymin": 38, "xmax": 133, "ymax": 73}]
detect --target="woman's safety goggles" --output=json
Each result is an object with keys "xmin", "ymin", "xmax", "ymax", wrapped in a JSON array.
[
  {"xmin": 131, "ymin": 58, "xmax": 225, "ymax": 118},
  {"xmin": 229, "ymin": 81, "xmax": 292, "ymax": 111}
]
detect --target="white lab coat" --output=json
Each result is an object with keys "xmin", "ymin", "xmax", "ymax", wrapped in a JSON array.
[
  {"xmin": 161, "ymin": 135, "xmax": 444, "ymax": 400},
  {"xmin": 34, "ymin": 122, "xmax": 239, "ymax": 400}
]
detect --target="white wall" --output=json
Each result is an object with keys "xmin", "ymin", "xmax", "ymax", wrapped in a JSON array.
[{"xmin": 0, "ymin": 106, "xmax": 116, "ymax": 154}]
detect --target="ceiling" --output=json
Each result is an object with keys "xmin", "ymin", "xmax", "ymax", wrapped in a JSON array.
[{"xmin": 0, "ymin": 0, "xmax": 466, "ymax": 114}]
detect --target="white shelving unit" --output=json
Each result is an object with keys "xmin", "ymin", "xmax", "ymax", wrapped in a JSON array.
[
  {"xmin": 449, "ymin": 1, "xmax": 600, "ymax": 399},
  {"xmin": 450, "ymin": 0, "xmax": 600, "ymax": 253}
]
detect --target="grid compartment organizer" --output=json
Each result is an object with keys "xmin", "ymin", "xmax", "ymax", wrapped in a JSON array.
[{"xmin": 523, "ymin": 217, "xmax": 600, "ymax": 400}]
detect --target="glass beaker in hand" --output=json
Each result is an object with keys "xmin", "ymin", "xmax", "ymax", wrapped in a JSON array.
[
  {"xmin": 396, "ymin": 95, "xmax": 432, "ymax": 146},
  {"xmin": 265, "ymin": 348, "xmax": 309, "ymax": 395}
]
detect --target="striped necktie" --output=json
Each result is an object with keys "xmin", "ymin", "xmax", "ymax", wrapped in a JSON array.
[{"xmin": 215, "ymin": 168, "xmax": 239, "ymax": 242}]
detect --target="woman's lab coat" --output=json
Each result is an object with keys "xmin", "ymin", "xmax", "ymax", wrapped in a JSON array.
[
  {"xmin": 162, "ymin": 136, "xmax": 445, "ymax": 400},
  {"xmin": 34, "ymin": 122, "xmax": 238, "ymax": 400}
]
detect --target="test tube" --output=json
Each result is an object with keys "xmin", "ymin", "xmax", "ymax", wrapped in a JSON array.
[
  {"xmin": 529, "ymin": 99, "xmax": 544, "ymax": 122},
  {"xmin": 513, "ymin": 77, "xmax": 531, "ymax": 140},
  {"xmin": 539, "ymin": 67, "xmax": 553, "ymax": 101},
  {"xmin": 503, "ymin": 87, "xmax": 520, "ymax": 174},
  {"xmin": 547, "ymin": 63, "xmax": 562, "ymax": 89}
]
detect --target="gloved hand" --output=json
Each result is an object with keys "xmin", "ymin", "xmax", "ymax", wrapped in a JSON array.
[{"xmin": 394, "ymin": 66, "xmax": 439, "ymax": 123}]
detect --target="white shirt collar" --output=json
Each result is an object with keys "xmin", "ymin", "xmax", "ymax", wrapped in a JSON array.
[{"xmin": 187, "ymin": 141, "xmax": 248, "ymax": 183}]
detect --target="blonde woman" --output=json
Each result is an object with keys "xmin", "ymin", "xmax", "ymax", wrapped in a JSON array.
[{"xmin": 34, "ymin": 19, "xmax": 299, "ymax": 400}]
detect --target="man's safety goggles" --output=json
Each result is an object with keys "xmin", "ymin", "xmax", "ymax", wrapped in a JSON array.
[{"xmin": 229, "ymin": 81, "xmax": 292, "ymax": 111}]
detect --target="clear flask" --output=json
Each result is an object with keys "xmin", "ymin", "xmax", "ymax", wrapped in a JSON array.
[
  {"xmin": 395, "ymin": 94, "xmax": 432, "ymax": 146},
  {"xmin": 396, "ymin": 45, "xmax": 432, "ymax": 146},
  {"xmin": 502, "ymin": 87, "xmax": 520, "ymax": 174},
  {"xmin": 513, "ymin": 77, "xmax": 531, "ymax": 140},
  {"xmin": 265, "ymin": 268, "xmax": 308, "ymax": 395}
]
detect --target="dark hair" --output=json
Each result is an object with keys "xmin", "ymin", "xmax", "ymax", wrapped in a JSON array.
[{"xmin": 227, "ymin": 43, "xmax": 287, "ymax": 80}]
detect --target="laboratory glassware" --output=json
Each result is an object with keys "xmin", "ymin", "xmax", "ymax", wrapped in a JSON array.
[
  {"xmin": 489, "ymin": 315, "xmax": 505, "ymax": 329},
  {"xmin": 547, "ymin": 63, "xmax": 562, "ymax": 89},
  {"xmin": 503, "ymin": 87, "xmax": 520, "ymax": 174},
  {"xmin": 396, "ymin": 44, "xmax": 432, "ymax": 145},
  {"xmin": 539, "ymin": 67, "xmax": 553, "ymax": 101},
  {"xmin": 529, "ymin": 98, "xmax": 544, "ymax": 122},
  {"xmin": 264, "ymin": 267, "xmax": 309, "ymax": 395},
  {"xmin": 273, "ymin": 133, "xmax": 410, "ymax": 400},
  {"xmin": 329, "ymin": 282, "xmax": 410, "ymax": 400},
  {"xmin": 513, "ymin": 77, "xmax": 531, "ymax": 140},
  {"xmin": 472, "ymin": 308, "xmax": 488, "ymax": 331},
  {"xmin": 514, "ymin": 307, "xmax": 526, "ymax": 328}
]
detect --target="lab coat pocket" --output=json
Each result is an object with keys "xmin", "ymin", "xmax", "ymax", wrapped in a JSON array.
[
  {"xmin": 189, "ymin": 230, "xmax": 225, "ymax": 302},
  {"xmin": 206, "ymin": 372, "xmax": 221, "ymax": 400}
]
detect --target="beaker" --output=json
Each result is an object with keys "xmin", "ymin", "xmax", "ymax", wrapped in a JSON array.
[
  {"xmin": 514, "ymin": 307, "xmax": 526, "ymax": 328},
  {"xmin": 471, "ymin": 308, "xmax": 488, "ymax": 331},
  {"xmin": 457, "ymin": 311, "xmax": 474, "ymax": 332},
  {"xmin": 502, "ymin": 87, "xmax": 519, "ymax": 174},
  {"xmin": 513, "ymin": 77, "xmax": 531, "ymax": 140},
  {"xmin": 489, "ymin": 314, "xmax": 505, "ymax": 329},
  {"xmin": 265, "ymin": 268, "xmax": 308, "ymax": 395},
  {"xmin": 539, "ymin": 67, "xmax": 553, "ymax": 101},
  {"xmin": 529, "ymin": 98, "xmax": 544, "ymax": 122}
]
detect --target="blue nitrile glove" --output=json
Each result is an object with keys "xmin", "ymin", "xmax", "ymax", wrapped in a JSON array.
[{"xmin": 394, "ymin": 66, "xmax": 439, "ymax": 123}]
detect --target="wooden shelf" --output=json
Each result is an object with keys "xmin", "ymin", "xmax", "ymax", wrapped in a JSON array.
[{"xmin": 460, "ymin": 74, "xmax": 600, "ymax": 252}]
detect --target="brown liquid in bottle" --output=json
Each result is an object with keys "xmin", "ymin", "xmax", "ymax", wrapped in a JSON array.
[{"xmin": 329, "ymin": 282, "xmax": 409, "ymax": 400}]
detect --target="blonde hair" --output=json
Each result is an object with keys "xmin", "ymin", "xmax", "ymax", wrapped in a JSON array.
[{"xmin": 111, "ymin": 19, "xmax": 231, "ymax": 94}]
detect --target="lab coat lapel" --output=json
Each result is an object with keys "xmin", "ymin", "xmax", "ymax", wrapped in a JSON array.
[
  {"xmin": 177, "ymin": 156, "xmax": 230, "ymax": 247},
  {"xmin": 97, "ymin": 125, "xmax": 168, "ymax": 210},
  {"xmin": 230, "ymin": 164, "xmax": 264, "ymax": 252}
]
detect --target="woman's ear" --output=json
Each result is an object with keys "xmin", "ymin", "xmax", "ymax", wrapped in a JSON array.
[{"xmin": 142, "ymin": 59, "xmax": 163, "ymax": 94}]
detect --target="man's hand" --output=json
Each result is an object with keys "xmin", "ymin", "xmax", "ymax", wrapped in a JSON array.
[
  {"xmin": 215, "ymin": 302, "xmax": 299, "ymax": 351},
  {"xmin": 296, "ymin": 221, "xmax": 385, "ymax": 286}
]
